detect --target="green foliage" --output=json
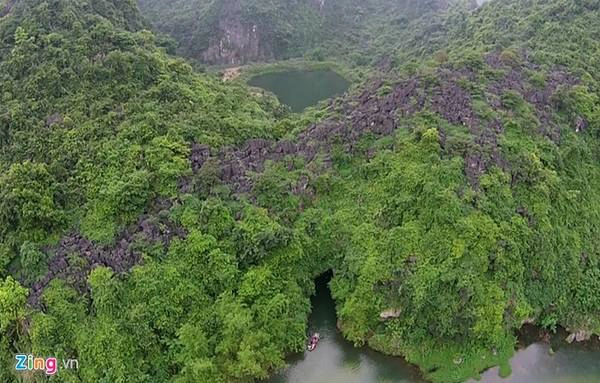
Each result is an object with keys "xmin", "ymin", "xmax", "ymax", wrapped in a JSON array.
[
  {"xmin": 306, "ymin": 93, "xmax": 600, "ymax": 381},
  {"xmin": 233, "ymin": 205, "xmax": 292, "ymax": 267},
  {"xmin": 0, "ymin": 276, "xmax": 27, "ymax": 335},
  {"xmin": 17, "ymin": 241, "xmax": 48, "ymax": 284},
  {"xmin": 0, "ymin": 277, "xmax": 27, "ymax": 383},
  {"xmin": 0, "ymin": 161, "xmax": 64, "ymax": 242},
  {"xmin": 0, "ymin": 2, "xmax": 308, "ymax": 381},
  {"xmin": 137, "ymin": 0, "xmax": 456, "ymax": 66},
  {"xmin": 2, "ymin": 1, "xmax": 600, "ymax": 383},
  {"xmin": 0, "ymin": 0, "xmax": 281, "ymax": 246},
  {"xmin": 138, "ymin": 0, "xmax": 322, "ymax": 62}
]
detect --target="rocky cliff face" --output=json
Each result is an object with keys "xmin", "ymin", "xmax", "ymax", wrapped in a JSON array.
[
  {"xmin": 202, "ymin": 0, "xmax": 265, "ymax": 65},
  {"xmin": 138, "ymin": 0, "xmax": 454, "ymax": 66},
  {"xmin": 200, "ymin": 0, "xmax": 327, "ymax": 65},
  {"xmin": 199, "ymin": 0, "xmax": 452, "ymax": 65}
]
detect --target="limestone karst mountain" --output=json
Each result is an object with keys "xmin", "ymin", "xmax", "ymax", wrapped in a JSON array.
[
  {"xmin": 137, "ymin": 0, "xmax": 455, "ymax": 65},
  {"xmin": 1, "ymin": 0, "xmax": 600, "ymax": 382}
]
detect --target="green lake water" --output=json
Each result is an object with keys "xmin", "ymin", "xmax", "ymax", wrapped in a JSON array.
[
  {"xmin": 268, "ymin": 275, "xmax": 600, "ymax": 383},
  {"xmin": 247, "ymin": 69, "xmax": 349, "ymax": 112}
]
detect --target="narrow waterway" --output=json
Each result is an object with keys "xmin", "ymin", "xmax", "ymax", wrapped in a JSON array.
[
  {"xmin": 247, "ymin": 69, "xmax": 349, "ymax": 112},
  {"xmin": 269, "ymin": 274, "xmax": 600, "ymax": 383},
  {"xmin": 267, "ymin": 273, "xmax": 426, "ymax": 383}
]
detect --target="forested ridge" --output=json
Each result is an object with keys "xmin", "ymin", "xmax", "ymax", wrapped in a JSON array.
[
  {"xmin": 1, "ymin": 0, "xmax": 600, "ymax": 382},
  {"xmin": 136, "ymin": 0, "xmax": 460, "ymax": 66},
  {"xmin": 137, "ymin": 0, "xmax": 323, "ymax": 64},
  {"xmin": 1, "ymin": 1, "xmax": 307, "ymax": 382}
]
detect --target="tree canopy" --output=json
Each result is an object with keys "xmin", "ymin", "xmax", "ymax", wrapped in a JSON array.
[{"xmin": 1, "ymin": 0, "xmax": 600, "ymax": 382}]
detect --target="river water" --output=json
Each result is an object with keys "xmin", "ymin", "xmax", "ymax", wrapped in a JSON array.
[
  {"xmin": 473, "ymin": 326, "xmax": 600, "ymax": 383},
  {"xmin": 268, "ymin": 274, "xmax": 425, "ymax": 383},
  {"xmin": 268, "ymin": 275, "xmax": 600, "ymax": 383},
  {"xmin": 247, "ymin": 69, "xmax": 349, "ymax": 112}
]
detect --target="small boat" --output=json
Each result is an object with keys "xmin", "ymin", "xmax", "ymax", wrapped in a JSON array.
[{"xmin": 307, "ymin": 332, "xmax": 320, "ymax": 352}]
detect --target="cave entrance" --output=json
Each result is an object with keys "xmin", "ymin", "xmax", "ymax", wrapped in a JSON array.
[{"xmin": 308, "ymin": 270, "xmax": 336, "ymax": 334}]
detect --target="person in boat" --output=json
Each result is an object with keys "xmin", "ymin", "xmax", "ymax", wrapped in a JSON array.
[{"xmin": 307, "ymin": 332, "xmax": 320, "ymax": 351}]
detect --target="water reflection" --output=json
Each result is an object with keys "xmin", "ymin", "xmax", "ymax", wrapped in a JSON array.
[
  {"xmin": 268, "ymin": 273, "xmax": 425, "ymax": 383},
  {"xmin": 474, "ymin": 327, "xmax": 600, "ymax": 383},
  {"xmin": 247, "ymin": 70, "xmax": 349, "ymax": 112},
  {"xmin": 268, "ymin": 274, "xmax": 600, "ymax": 383}
]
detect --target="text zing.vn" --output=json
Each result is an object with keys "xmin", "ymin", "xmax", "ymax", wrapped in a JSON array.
[{"xmin": 15, "ymin": 354, "xmax": 79, "ymax": 375}]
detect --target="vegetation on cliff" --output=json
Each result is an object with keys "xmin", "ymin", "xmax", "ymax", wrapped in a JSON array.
[
  {"xmin": 1, "ymin": 0, "xmax": 600, "ymax": 382},
  {"xmin": 1, "ymin": 1, "xmax": 306, "ymax": 381},
  {"xmin": 136, "ymin": 0, "xmax": 459, "ymax": 66},
  {"xmin": 137, "ymin": 0, "xmax": 324, "ymax": 65}
]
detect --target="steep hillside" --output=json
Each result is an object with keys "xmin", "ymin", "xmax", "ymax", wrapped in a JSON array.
[
  {"xmin": 1, "ymin": 0, "xmax": 600, "ymax": 383},
  {"xmin": 176, "ymin": 0, "xmax": 600, "ymax": 381},
  {"xmin": 138, "ymin": 0, "xmax": 324, "ymax": 65},
  {"xmin": 0, "ymin": 1, "xmax": 307, "ymax": 382},
  {"xmin": 137, "ymin": 0, "xmax": 457, "ymax": 65}
]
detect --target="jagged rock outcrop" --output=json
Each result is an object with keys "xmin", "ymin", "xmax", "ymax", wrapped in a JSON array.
[
  {"xmin": 188, "ymin": 52, "xmax": 578, "ymax": 194},
  {"xmin": 26, "ymin": 199, "xmax": 185, "ymax": 307},
  {"xmin": 1, "ymin": 0, "xmax": 15, "ymax": 17},
  {"xmin": 379, "ymin": 308, "xmax": 402, "ymax": 320},
  {"xmin": 566, "ymin": 330, "xmax": 592, "ymax": 343}
]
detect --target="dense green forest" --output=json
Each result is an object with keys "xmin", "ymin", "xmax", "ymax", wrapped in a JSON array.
[
  {"xmin": 137, "ymin": 0, "xmax": 324, "ymax": 64},
  {"xmin": 136, "ymin": 0, "xmax": 461, "ymax": 66},
  {"xmin": 1, "ymin": 0, "xmax": 600, "ymax": 382},
  {"xmin": 0, "ymin": 1, "xmax": 306, "ymax": 381}
]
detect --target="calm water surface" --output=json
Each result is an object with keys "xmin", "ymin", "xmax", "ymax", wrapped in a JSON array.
[
  {"xmin": 267, "ymin": 275, "xmax": 424, "ymax": 383},
  {"xmin": 473, "ymin": 326, "xmax": 600, "ymax": 383},
  {"xmin": 268, "ymin": 276, "xmax": 600, "ymax": 383},
  {"xmin": 248, "ymin": 70, "xmax": 349, "ymax": 112}
]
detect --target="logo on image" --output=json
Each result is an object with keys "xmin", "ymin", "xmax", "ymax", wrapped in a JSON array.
[{"xmin": 15, "ymin": 354, "xmax": 78, "ymax": 376}]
